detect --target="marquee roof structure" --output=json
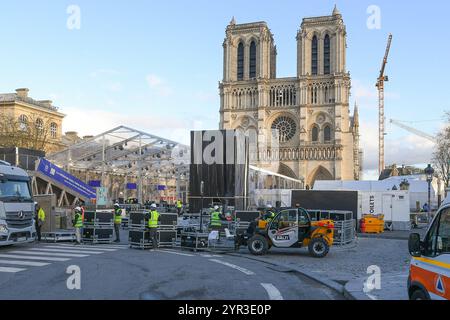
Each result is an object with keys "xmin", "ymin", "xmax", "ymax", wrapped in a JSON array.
[{"xmin": 47, "ymin": 126, "xmax": 190, "ymax": 180}]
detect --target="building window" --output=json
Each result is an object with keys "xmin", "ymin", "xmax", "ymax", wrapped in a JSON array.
[
  {"xmin": 312, "ymin": 126, "xmax": 319, "ymax": 142},
  {"xmin": 324, "ymin": 35, "xmax": 331, "ymax": 75},
  {"xmin": 312, "ymin": 36, "xmax": 318, "ymax": 75},
  {"xmin": 50, "ymin": 122, "xmax": 57, "ymax": 138},
  {"xmin": 237, "ymin": 42, "xmax": 244, "ymax": 80},
  {"xmin": 18, "ymin": 114, "xmax": 28, "ymax": 131},
  {"xmin": 324, "ymin": 125, "xmax": 331, "ymax": 142},
  {"xmin": 35, "ymin": 118, "xmax": 43, "ymax": 131},
  {"xmin": 271, "ymin": 116, "xmax": 297, "ymax": 143},
  {"xmin": 249, "ymin": 41, "xmax": 257, "ymax": 79}
]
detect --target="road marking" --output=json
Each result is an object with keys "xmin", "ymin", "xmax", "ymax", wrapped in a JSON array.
[
  {"xmin": 154, "ymin": 250, "xmax": 195, "ymax": 257},
  {"xmin": 209, "ymin": 259, "xmax": 255, "ymax": 276},
  {"xmin": 0, "ymin": 266, "xmax": 26, "ymax": 273},
  {"xmin": 29, "ymin": 248, "xmax": 103, "ymax": 255},
  {"xmin": 261, "ymin": 283, "xmax": 284, "ymax": 300},
  {"xmin": 0, "ymin": 254, "xmax": 70, "ymax": 262},
  {"xmin": 201, "ymin": 254, "xmax": 223, "ymax": 258},
  {"xmin": 10, "ymin": 251, "xmax": 88, "ymax": 258},
  {"xmin": 0, "ymin": 259, "xmax": 50, "ymax": 267},
  {"xmin": 44, "ymin": 245, "xmax": 117, "ymax": 252},
  {"xmin": 55, "ymin": 243, "xmax": 128, "ymax": 250}
]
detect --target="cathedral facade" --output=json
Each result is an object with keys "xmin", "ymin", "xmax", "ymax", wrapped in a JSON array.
[{"xmin": 219, "ymin": 7, "xmax": 362, "ymax": 188}]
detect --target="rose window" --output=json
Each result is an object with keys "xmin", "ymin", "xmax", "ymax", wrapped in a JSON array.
[{"xmin": 271, "ymin": 116, "xmax": 297, "ymax": 142}]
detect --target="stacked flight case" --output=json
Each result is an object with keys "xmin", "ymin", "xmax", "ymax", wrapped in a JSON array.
[
  {"xmin": 82, "ymin": 210, "xmax": 114, "ymax": 244},
  {"xmin": 128, "ymin": 210, "xmax": 178, "ymax": 250},
  {"xmin": 128, "ymin": 210, "xmax": 151, "ymax": 250},
  {"xmin": 158, "ymin": 212, "xmax": 178, "ymax": 248}
]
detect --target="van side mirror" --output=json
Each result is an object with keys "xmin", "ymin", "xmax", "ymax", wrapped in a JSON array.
[{"xmin": 409, "ymin": 233, "xmax": 422, "ymax": 257}]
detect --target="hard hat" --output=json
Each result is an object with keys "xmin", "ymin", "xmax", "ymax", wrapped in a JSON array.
[
  {"xmin": 151, "ymin": 203, "xmax": 157, "ymax": 208},
  {"xmin": 114, "ymin": 203, "xmax": 120, "ymax": 207},
  {"xmin": 74, "ymin": 207, "xmax": 82, "ymax": 212},
  {"xmin": 267, "ymin": 204, "xmax": 273, "ymax": 209},
  {"xmin": 214, "ymin": 205, "xmax": 219, "ymax": 210}
]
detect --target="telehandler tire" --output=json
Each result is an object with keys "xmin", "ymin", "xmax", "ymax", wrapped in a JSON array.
[
  {"xmin": 308, "ymin": 237, "xmax": 329, "ymax": 258},
  {"xmin": 248, "ymin": 235, "xmax": 269, "ymax": 256}
]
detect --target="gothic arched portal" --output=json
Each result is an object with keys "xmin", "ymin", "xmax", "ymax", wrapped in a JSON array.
[
  {"xmin": 278, "ymin": 163, "xmax": 298, "ymax": 179},
  {"xmin": 308, "ymin": 166, "xmax": 333, "ymax": 188}
]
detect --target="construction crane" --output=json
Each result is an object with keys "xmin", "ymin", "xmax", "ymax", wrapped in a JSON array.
[
  {"xmin": 376, "ymin": 33, "xmax": 393, "ymax": 176},
  {"xmin": 389, "ymin": 119, "xmax": 436, "ymax": 143}
]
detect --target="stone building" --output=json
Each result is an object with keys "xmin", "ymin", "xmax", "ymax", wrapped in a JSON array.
[
  {"xmin": 219, "ymin": 6, "xmax": 361, "ymax": 188},
  {"xmin": 0, "ymin": 88, "xmax": 66, "ymax": 154}
]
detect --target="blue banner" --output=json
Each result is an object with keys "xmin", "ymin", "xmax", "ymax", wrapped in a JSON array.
[
  {"xmin": 126, "ymin": 183, "xmax": 137, "ymax": 190},
  {"xmin": 37, "ymin": 158, "xmax": 97, "ymax": 199},
  {"xmin": 157, "ymin": 185, "xmax": 167, "ymax": 191},
  {"xmin": 89, "ymin": 180, "xmax": 101, "ymax": 188}
]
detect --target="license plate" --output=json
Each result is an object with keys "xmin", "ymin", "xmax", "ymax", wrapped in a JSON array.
[{"xmin": 17, "ymin": 237, "xmax": 27, "ymax": 242}]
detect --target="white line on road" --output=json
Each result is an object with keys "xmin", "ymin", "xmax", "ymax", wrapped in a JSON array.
[
  {"xmin": 10, "ymin": 251, "xmax": 88, "ymax": 258},
  {"xmin": 154, "ymin": 250, "xmax": 195, "ymax": 257},
  {"xmin": 261, "ymin": 283, "xmax": 284, "ymax": 300},
  {"xmin": 0, "ymin": 266, "xmax": 26, "ymax": 273},
  {"xmin": 56, "ymin": 244, "xmax": 128, "ymax": 250},
  {"xmin": 0, "ymin": 254, "xmax": 70, "ymax": 262},
  {"xmin": 0, "ymin": 259, "xmax": 50, "ymax": 267},
  {"xmin": 44, "ymin": 245, "xmax": 117, "ymax": 252},
  {"xmin": 29, "ymin": 248, "xmax": 103, "ymax": 255},
  {"xmin": 209, "ymin": 259, "xmax": 255, "ymax": 276}
]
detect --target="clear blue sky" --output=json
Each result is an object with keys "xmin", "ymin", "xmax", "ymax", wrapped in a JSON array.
[{"xmin": 1, "ymin": 0, "xmax": 448, "ymax": 178}]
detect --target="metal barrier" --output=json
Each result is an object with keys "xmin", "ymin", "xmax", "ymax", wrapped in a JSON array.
[
  {"xmin": 307, "ymin": 209, "xmax": 356, "ymax": 246},
  {"xmin": 333, "ymin": 220, "xmax": 356, "ymax": 246}
]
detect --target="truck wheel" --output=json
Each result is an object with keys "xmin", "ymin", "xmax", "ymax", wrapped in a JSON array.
[
  {"xmin": 308, "ymin": 238, "xmax": 329, "ymax": 258},
  {"xmin": 248, "ymin": 235, "xmax": 268, "ymax": 256},
  {"xmin": 411, "ymin": 289, "xmax": 429, "ymax": 300}
]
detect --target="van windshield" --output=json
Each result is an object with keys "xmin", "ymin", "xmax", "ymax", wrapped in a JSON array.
[{"xmin": 0, "ymin": 180, "xmax": 32, "ymax": 202}]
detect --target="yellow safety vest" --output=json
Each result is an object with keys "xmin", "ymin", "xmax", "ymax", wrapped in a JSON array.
[
  {"xmin": 148, "ymin": 210, "xmax": 160, "ymax": 228},
  {"xmin": 74, "ymin": 212, "xmax": 83, "ymax": 228},
  {"xmin": 177, "ymin": 201, "xmax": 182, "ymax": 208},
  {"xmin": 114, "ymin": 208, "xmax": 122, "ymax": 224},
  {"xmin": 38, "ymin": 208, "xmax": 45, "ymax": 222},
  {"xmin": 210, "ymin": 211, "xmax": 221, "ymax": 227}
]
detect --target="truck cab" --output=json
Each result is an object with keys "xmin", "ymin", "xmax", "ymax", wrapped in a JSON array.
[
  {"xmin": 408, "ymin": 197, "xmax": 450, "ymax": 300},
  {"xmin": 0, "ymin": 161, "xmax": 36, "ymax": 246}
]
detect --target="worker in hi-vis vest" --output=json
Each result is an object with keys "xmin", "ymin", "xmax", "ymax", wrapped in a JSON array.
[
  {"xmin": 210, "ymin": 205, "xmax": 224, "ymax": 231},
  {"xmin": 113, "ymin": 203, "xmax": 122, "ymax": 243},
  {"xmin": 35, "ymin": 203, "xmax": 45, "ymax": 241},
  {"xmin": 263, "ymin": 204, "xmax": 276, "ymax": 222},
  {"xmin": 147, "ymin": 203, "xmax": 160, "ymax": 250},
  {"xmin": 176, "ymin": 200, "xmax": 183, "ymax": 216},
  {"xmin": 73, "ymin": 207, "xmax": 83, "ymax": 245}
]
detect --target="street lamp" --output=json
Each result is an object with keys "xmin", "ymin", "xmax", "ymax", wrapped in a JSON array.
[{"xmin": 424, "ymin": 164, "xmax": 435, "ymax": 223}]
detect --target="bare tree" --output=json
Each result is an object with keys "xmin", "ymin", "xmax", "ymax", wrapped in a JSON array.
[
  {"xmin": 0, "ymin": 111, "xmax": 54, "ymax": 152},
  {"xmin": 433, "ymin": 111, "xmax": 450, "ymax": 188}
]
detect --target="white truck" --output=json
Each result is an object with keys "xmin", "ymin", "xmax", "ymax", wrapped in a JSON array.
[{"xmin": 0, "ymin": 160, "xmax": 36, "ymax": 246}]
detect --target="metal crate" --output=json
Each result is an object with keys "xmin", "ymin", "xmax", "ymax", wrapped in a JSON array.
[
  {"xmin": 82, "ymin": 228, "xmax": 114, "ymax": 244},
  {"xmin": 159, "ymin": 230, "xmax": 177, "ymax": 248},
  {"xmin": 180, "ymin": 232, "xmax": 209, "ymax": 251}
]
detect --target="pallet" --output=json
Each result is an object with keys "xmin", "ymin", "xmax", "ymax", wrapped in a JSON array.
[
  {"xmin": 42, "ymin": 231, "xmax": 76, "ymax": 243},
  {"xmin": 82, "ymin": 238, "xmax": 114, "ymax": 245}
]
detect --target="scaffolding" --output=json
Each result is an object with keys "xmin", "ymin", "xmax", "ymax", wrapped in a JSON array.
[{"xmin": 46, "ymin": 126, "xmax": 190, "ymax": 204}]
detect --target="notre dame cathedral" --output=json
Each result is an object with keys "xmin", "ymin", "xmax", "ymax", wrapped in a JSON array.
[{"xmin": 219, "ymin": 6, "xmax": 362, "ymax": 188}]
